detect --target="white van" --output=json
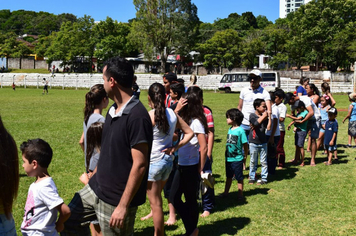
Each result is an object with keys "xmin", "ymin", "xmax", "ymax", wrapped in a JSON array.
[{"xmin": 218, "ymin": 71, "xmax": 280, "ymax": 93}]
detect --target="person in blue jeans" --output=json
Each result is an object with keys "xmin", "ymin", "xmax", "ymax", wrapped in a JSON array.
[{"xmin": 248, "ymin": 99, "xmax": 271, "ymax": 185}]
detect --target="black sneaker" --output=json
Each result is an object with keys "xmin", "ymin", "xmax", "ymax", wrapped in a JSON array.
[{"xmin": 248, "ymin": 179, "xmax": 255, "ymax": 184}]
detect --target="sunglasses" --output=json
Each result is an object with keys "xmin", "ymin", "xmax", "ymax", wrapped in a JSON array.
[{"xmin": 248, "ymin": 76, "xmax": 260, "ymax": 81}]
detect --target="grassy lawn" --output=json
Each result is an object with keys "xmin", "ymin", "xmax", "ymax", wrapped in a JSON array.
[{"xmin": 0, "ymin": 87, "xmax": 355, "ymax": 235}]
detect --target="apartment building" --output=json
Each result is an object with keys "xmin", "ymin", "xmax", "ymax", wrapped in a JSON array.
[{"xmin": 279, "ymin": 0, "xmax": 312, "ymax": 18}]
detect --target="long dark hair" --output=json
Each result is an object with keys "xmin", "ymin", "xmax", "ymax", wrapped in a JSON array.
[
  {"xmin": 179, "ymin": 90, "xmax": 208, "ymax": 134},
  {"xmin": 149, "ymin": 83, "xmax": 169, "ymax": 134},
  {"xmin": 86, "ymin": 122, "xmax": 103, "ymax": 172},
  {"xmin": 0, "ymin": 116, "xmax": 19, "ymax": 219},
  {"xmin": 84, "ymin": 84, "xmax": 107, "ymax": 125},
  {"xmin": 308, "ymin": 83, "xmax": 320, "ymax": 96}
]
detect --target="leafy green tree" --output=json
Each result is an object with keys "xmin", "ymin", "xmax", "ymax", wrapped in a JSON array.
[
  {"xmin": 262, "ymin": 21, "xmax": 288, "ymax": 69},
  {"xmin": 288, "ymin": 0, "xmax": 356, "ymax": 71},
  {"xmin": 241, "ymin": 12, "xmax": 257, "ymax": 29},
  {"xmin": 213, "ymin": 13, "xmax": 250, "ymax": 36},
  {"xmin": 198, "ymin": 29, "xmax": 241, "ymax": 71},
  {"xmin": 94, "ymin": 17, "xmax": 137, "ymax": 62},
  {"xmin": 256, "ymin": 15, "xmax": 272, "ymax": 29},
  {"xmin": 196, "ymin": 22, "xmax": 216, "ymax": 44},
  {"xmin": 0, "ymin": 10, "xmax": 77, "ymax": 36},
  {"xmin": 35, "ymin": 35, "xmax": 54, "ymax": 58},
  {"xmin": 240, "ymin": 30, "xmax": 264, "ymax": 69},
  {"xmin": 45, "ymin": 15, "xmax": 96, "ymax": 71},
  {"xmin": 129, "ymin": 0, "xmax": 200, "ymax": 72},
  {"xmin": 0, "ymin": 32, "xmax": 33, "ymax": 59}
]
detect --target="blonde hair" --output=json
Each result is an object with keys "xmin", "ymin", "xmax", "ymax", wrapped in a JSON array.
[{"xmin": 187, "ymin": 74, "xmax": 197, "ymax": 87}]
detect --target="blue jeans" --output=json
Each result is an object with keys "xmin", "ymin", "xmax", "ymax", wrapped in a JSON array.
[
  {"xmin": 249, "ymin": 143, "xmax": 268, "ymax": 181},
  {"xmin": 0, "ymin": 214, "xmax": 17, "ymax": 236}
]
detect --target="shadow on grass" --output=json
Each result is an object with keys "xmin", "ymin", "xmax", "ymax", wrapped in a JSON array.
[
  {"xmin": 137, "ymin": 216, "xmax": 251, "ymax": 236},
  {"xmin": 214, "ymin": 138, "xmax": 222, "ymax": 143},
  {"xmin": 134, "ymin": 226, "xmax": 154, "ymax": 236},
  {"xmin": 268, "ymin": 167, "xmax": 298, "ymax": 183},
  {"xmin": 214, "ymin": 188, "xmax": 269, "ymax": 213},
  {"xmin": 314, "ymin": 154, "xmax": 348, "ymax": 165},
  {"xmin": 199, "ymin": 217, "xmax": 251, "ymax": 235}
]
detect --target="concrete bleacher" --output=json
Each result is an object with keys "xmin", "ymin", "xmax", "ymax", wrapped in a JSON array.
[{"xmin": 0, "ymin": 73, "xmax": 354, "ymax": 93}]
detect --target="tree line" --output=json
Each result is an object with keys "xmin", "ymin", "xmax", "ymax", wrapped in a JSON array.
[{"xmin": 1, "ymin": 0, "xmax": 356, "ymax": 72}]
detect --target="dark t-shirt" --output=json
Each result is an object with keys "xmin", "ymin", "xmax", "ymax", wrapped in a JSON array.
[
  {"xmin": 89, "ymin": 97, "xmax": 153, "ymax": 207},
  {"xmin": 248, "ymin": 113, "xmax": 268, "ymax": 144},
  {"xmin": 324, "ymin": 119, "xmax": 338, "ymax": 145}
]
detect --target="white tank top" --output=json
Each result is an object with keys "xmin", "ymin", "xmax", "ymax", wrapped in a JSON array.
[{"xmin": 150, "ymin": 108, "xmax": 177, "ymax": 163}]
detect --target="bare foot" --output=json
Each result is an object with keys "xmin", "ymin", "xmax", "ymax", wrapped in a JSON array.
[
  {"xmin": 140, "ymin": 211, "xmax": 152, "ymax": 221},
  {"xmin": 299, "ymin": 162, "xmax": 305, "ymax": 167},
  {"xmin": 190, "ymin": 228, "xmax": 199, "ymax": 236},
  {"xmin": 200, "ymin": 211, "xmax": 210, "ymax": 218},
  {"xmin": 164, "ymin": 217, "xmax": 177, "ymax": 226},
  {"xmin": 310, "ymin": 163, "xmax": 316, "ymax": 166}
]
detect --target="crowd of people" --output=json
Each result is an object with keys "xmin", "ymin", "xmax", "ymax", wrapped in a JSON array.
[{"xmin": 1, "ymin": 57, "xmax": 356, "ymax": 236}]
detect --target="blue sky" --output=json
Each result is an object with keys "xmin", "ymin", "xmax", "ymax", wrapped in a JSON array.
[{"xmin": 2, "ymin": 0, "xmax": 280, "ymax": 23}]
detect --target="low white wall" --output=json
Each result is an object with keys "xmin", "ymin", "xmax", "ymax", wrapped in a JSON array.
[{"xmin": 0, "ymin": 73, "xmax": 354, "ymax": 93}]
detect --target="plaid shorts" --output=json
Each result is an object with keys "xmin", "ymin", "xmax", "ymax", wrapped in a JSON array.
[{"xmin": 62, "ymin": 184, "xmax": 138, "ymax": 236}]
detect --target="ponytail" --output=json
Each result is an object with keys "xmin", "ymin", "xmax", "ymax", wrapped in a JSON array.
[
  {"xmin": 149, "ymin": 83, "xmax": 169, "ymax": 134},
  {"xmin": 84, "ymin": 84, "xmax": 107, "ymax": 125}
]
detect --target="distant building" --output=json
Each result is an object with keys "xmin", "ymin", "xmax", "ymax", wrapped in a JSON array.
[{"xmin": 279, "ymin": 0, "xmax": 312, "ymax": 18}]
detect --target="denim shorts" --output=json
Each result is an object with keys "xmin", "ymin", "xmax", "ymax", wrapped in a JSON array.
[
  {"xmin": 148, "ymin": 154, "xmax": 174, "ymax": 181},
  {"xmin": 0, "ymin": 214, "xmax": 17, "ymax": 236},
  {"xmin": 225, "ymin": 160, "xmax": 243, "ymax": 181},
  {"xmin": 307, "ymin": 118, "xmax": 321, "ymax": 139},
  {"xmin": 295, "ymin": 130, "xmax": 307, "ymax": 148},
  {"xmin": 324, "ymin": 144, "xmax": 337, "ymax": 151}
]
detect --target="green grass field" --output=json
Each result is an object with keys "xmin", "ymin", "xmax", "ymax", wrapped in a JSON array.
[{"xmin": 1, "ymin": 87, "xmax": 356, "ymax": 235}]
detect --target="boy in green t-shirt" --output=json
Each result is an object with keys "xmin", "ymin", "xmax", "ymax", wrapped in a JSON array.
[
  {"xmin": 220, "ymin": 108, "xmax": 248, "ymax": 201},
  {"xmin": 287, "ymin": 100, "xmax": 309, "ymax": 166}
]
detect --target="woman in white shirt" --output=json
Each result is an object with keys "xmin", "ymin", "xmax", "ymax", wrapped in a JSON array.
[
  {"xmin": 145, "ymin": 83, "xmax": 193, "ymax": 236},
  {"xmin": 169, "ymin": 90, "xmax": 208, "ymax": 236}
]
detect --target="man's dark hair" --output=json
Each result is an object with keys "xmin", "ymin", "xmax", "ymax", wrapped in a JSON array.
[
  {"xmin": 226, "ymin": 108, "xmax": 244, "ymax": 126},
  {"xmin": 163, "ymin": 72, "xmax": 178, "ymax": 84},
  {"xmin": 170, "ymin": 83, "xmax": 185, "ymax": 100},
  {"xmin": 253, "ymin": 98, "xmax": 265, "ymax": 110},
  {"xmin": 103, "ymin": 57, "xmax": 134, "ymax": 88},
  {"xmin": 20, "ymin": 139, "xmax": 53, "ymax": 168}
]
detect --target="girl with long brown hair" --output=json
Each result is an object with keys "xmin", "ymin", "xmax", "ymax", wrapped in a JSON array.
[
  {"xmin": 78, "ymin": 84, "xmax": 108, "ymax": 236},
  {"xmin": 0, "ymin": 116, "xmax": 19, "ymax": 235},
  {"xmin": 170, "ymin": 89, "xmax": 208, "ymax": 236},
  {"xmin": 143, "ymin": 82, "xmax": 193, "ymax": 236}
]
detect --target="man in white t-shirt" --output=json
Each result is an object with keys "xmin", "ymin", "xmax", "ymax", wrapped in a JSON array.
[
  {"xmin": 238, "ymin": 69, "xmax": 271, "ymax": 137},
  {"xmin": 284, "ymin": 92, "xmax": 321, "ymax": 166}
]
